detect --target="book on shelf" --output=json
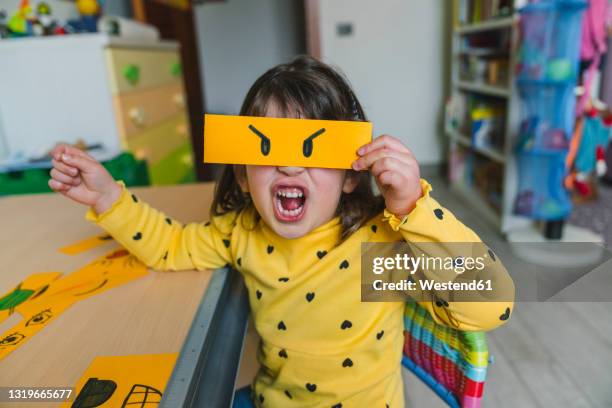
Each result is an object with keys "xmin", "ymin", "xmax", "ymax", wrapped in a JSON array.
[{"xmin": 458, "ymin": 0, "xmax": 514, "ymax": 25}]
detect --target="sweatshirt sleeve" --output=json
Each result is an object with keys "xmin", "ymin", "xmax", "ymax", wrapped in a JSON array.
[
  {"xmin": 85, "ymin": 182, "xmax": 235, "ymax": 271},
  {"xmin": 382, "ymin": 179, "xmax": 515, "ymax": 332}
]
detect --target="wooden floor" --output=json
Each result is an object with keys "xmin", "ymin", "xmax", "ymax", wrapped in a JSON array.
[{"xmin": 402, "ymin": 175, "xmax": 612, "ymax": 408}]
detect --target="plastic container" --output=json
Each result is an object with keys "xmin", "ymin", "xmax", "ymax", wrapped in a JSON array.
[
  {"xmin": 514, "ymin": 148, "xmax": 572, "ymax": 220},
  {"xmin": 0, "ymin": 153, "xmax": 149, "ymax": 196}
]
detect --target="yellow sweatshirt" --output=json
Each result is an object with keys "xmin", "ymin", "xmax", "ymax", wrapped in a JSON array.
[{"xmin": 86, "ymin": 179, "xmax": 514, "ymax": 407}]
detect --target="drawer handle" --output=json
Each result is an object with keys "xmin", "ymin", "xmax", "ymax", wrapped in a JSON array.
[
  {"xmin": 173, "ymin": 93, "xmax": 186, "ymax": 109},
  {"xmin": 129, "ymin": 107, "xmax": 145, "ymax": 126},
  {"xmin": 123, "ymin": 64, "xmax": 140, "ymax": 85},
  {"xmin": 171, "ymin": 62, "xmax": 182, "ymax": 77}
]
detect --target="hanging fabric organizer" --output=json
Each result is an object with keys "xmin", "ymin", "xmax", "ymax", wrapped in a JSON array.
[{"xmin": 514, "ymin": 0, "xmax": 587, "ymax": 221}]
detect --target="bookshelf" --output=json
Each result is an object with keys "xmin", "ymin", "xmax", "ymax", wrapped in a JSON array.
[{"xmin": 447, "ymin": 0, "xmax": 529, "ymax": 234}]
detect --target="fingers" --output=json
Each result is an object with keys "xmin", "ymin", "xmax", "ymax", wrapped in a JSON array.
[
  {"xmin": 377, "ymin": 170, "xmax": 400, "ymax": 188},
  {"xmin": 353, "ymin": 148, "xmax": 412, "ymax": 171},
  {"xmin": 60, "ymin": 153, "xmax": 98, "ymax": 174},
  {"xmin": 50, "ymin": 168, "xmax": 81, "ymax": 186},
  {"xmin": 51, "ymin": 144, "xmax": 95, "ymax": 161},
  {"xmin": 370, "ymin": 157, "xmax": 407, "ymax": 179},
  {"xmin": 50, "ymin": 144, "xmax": 69, "ymax": 161},
  {"xmin": 48, "ymin": 178, "xmax": 71, "ymax": 192},
  {"xmin": 357, "ymin": 134, "xmax": 413, "ymax": 157},
  {"xmin": 51, "ymin": 158, "xmax": 79, "ymax": 177}
]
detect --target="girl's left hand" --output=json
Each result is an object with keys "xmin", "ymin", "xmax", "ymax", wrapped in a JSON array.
[{"xmin": 353, "ymin": 134, "xmax": 422, "ymax": 216}]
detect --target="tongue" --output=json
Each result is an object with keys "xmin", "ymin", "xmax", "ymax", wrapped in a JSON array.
[{"xmin": 280, "ymin": 196, "xmax": 302, "ymax": 211}]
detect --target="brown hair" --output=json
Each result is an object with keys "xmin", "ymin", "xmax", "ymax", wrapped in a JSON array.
[{"xmin": 211, "ymin": 55, "xmax": 384, "ymax": 239}]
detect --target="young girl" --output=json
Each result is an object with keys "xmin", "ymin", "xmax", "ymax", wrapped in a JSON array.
[{"xmin": 48, "ymin": 56, "xmax": 513, "ymax": 407}]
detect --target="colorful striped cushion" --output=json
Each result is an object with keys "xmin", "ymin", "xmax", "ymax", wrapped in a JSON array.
[{"xmin": 403, "ymin": 301, "xmax": 489, "ymax": 408}]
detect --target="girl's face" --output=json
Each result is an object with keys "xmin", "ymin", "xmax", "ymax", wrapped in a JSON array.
[
  {"xmin": 238, "ymin": 165, "xmax": 357, "ymax": 238},
  {"xmin": 235, "ymin": 104, "xmax": 359, "ymax": 239}
]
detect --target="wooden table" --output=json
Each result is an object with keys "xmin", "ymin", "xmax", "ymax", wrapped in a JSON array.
[{"xmin": 0, "ymin": 183, "xmax": 249, "ymax": 407}]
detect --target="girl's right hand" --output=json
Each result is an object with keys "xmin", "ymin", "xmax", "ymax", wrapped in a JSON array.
[{"xmin": 48, "ymin": 144, "xmax": 122, "ymax": 214}]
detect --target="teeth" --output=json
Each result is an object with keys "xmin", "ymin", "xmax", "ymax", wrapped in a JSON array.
[
  {"xmin": 276, "ymin": 189, "xmax": 304, "ymax": 198},
  {"xmin": 275, "ymin": 194, "xmax": 305, "ymax": 218}
]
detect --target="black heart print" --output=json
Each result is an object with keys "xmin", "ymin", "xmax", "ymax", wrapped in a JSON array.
[
  {"xmin": 342, "ymin": 358, "xmax": 353, "ymax": 367},
  {"xmin": 278, "ymin": 277, "xmax": 289, "ymax": 282},
  {"xmin": 435, "ymin": 298, "xmax": 449, "ymax": 308},
  {"xmin": 237, "ymin": 257, "xmax": 242, "ymax": 266},
  {"xmin": 371, "ymin": 225, "xmax": 378, "ymax": 233},
  {"xmin": 131, "ymin": 194, "xmax": 138, "ymax": 203},
  {"xmin": 165, "ymin": 217, "xmax": 172, "ymax": 225},
  {"xmin": 434, "ymin": 208, "xmax": 444, "ymax": 220},
  {"xmin": 500, "ymin": 307, "xmax": 511, "ymax": 321},
  {"xmin": 278, "ymin": 321, "xmax": 287, "ymax": 330},
  {"xmin": 341, "ymin": 320, "xmax": 352, "ymax": 330},
  {"xmin": 306, "ymin": 292, "xmax": 315, "ymax": 302},
  {"xmin": 132, "ymin": 232, "xmax": 142, "ymax": 241},
  {"xmin": 278, "ymin": 349, "xmax": 288, "ymax": 358},
  {"xmin": 222, "ymin": 239, "xmax": 230, "ymax": 248},
  {"xmin": 317, "ymin": 250, "xmax": 327, "ymax": 259},
  {"xmin": 267, "ymin": 245, "xmax": 274, "ymax": 254},
  {"xmin": 339, "ymin": 260, "xmax": 349, "ymax": 269},
  {"xmin": 284, "ymin": 390, "xmax": 292, "ymax": 399},
  {"xmin": 256, "ymin": 290, "xmax": 262, "ymax": 300},
  {"xmin": 305, "ymin": 383, "xmax": 317, "ymax": 392},
  {"xmin": 376, "ymin": 330, "xmax": 384, "ymax": 340}
]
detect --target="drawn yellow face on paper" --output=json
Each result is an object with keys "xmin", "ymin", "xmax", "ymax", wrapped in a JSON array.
[{"xmin": 203, "ymin": 114, "xmax": 372, "ymax": 169}]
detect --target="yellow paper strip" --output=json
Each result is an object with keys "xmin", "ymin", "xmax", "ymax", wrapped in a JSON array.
[
  {"xmin": 0, "ymin": 249, "xmax": 148, "ymax": 361},
  {"xmin": 0, "ymin": 298, "xmax": 73, "ymax": 361},
  {"xmin": 59, "ymin": 233, "xmax": 115, "ymax": 255},
  {"xmin": 19, "ymin": 249, "xmax": 148, "ymax": 316},
  {"xmin": 60, "ymin": 354, "xmax": 178, "ymax": 408},
  {"xmin": 0, "ymin": 272, "xmax": 62, "ymax": 324},
  {"xmin": 203, "ymin": 114, "xmax": 372, "ymax": 169}
]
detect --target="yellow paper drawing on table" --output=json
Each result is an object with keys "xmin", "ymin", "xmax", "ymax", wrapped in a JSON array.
[
  {"xmin": 20, "ymin": 248, "xmax": 148, "ymax": 313},
  {"xmin": 0, "ymin": 272, "xmax": 62, "ymax": 324},
  {"xmin": 0, "ymin": 297, "xmax": 74, "ymax": 360},
  {"xmin": 59, "ymin": 233, "xmax": 115, "ymax": 255},
  {"xmin": 203, "ymin": 114, "xmax": 372, "ymax": 169},
  {"xmin": 60, "ymin": 353, "xmax": 179, "ymax": 408},
  {"xmin": 0, "ymin": 249, "xmax": 148, "ymax": 361}
]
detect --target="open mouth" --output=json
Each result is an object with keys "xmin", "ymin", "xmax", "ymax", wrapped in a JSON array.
[{"xmin": 273, "ymin": 185, "xmax": 307, "ymax": 222}]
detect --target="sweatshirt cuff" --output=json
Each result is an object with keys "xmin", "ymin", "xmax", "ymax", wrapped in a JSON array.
[
  {"xmin": 85, "ymin": 181, "xmax": 129, "ymax": 224},
  {"xmin": 382, "ymin": 178, "xmax": 433, "ymax": 231}
]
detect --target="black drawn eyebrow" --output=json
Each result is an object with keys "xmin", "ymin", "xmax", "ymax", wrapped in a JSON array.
[
  {"xmin": 302, "ymin": 128, "xmax": 326, "ymax": 158},
  {"xmin": 248, "ymin": 124, "xmax": 271, "ymax": 156},
  {"xmin": 304, "ymin": 128, "xmax": 326, "ymax": 142},
  {"xmin": 248, "ymin": 124, "xmax": 269, "ymax": 141}
]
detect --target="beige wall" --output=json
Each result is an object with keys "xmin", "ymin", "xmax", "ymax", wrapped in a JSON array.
[
  {"xmin": 318, "ymin": 0, "xmax": 451, "ymax": 165},
  {"xmin": 194, "ymin": 0, "xmax": 305, "ymax": 115}
]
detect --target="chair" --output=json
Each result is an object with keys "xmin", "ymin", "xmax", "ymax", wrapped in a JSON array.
[{"xmin": 402, "ymin": 301, "xmax": 490, "ymax": 408}]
